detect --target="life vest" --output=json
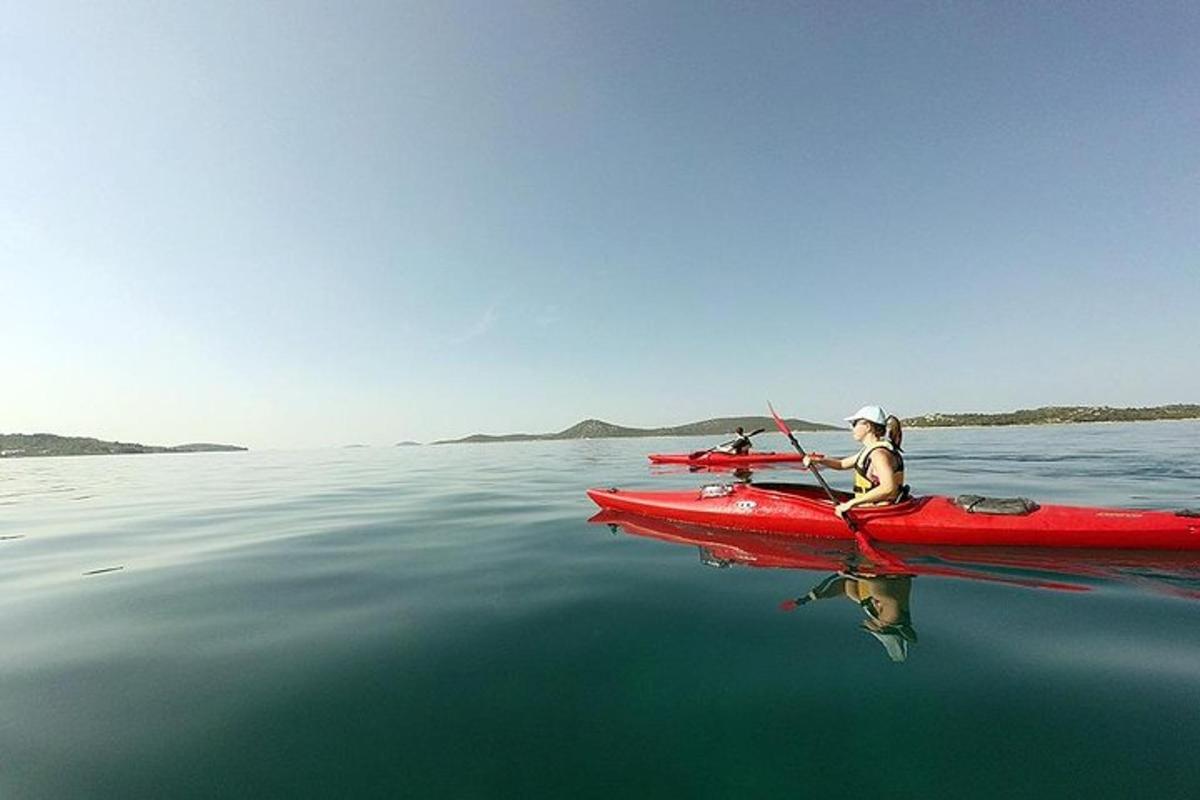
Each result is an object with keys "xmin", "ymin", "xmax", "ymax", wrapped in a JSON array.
[{"xmin": 853, "ymin": 440, "xmax": 908, "ymax": 501}]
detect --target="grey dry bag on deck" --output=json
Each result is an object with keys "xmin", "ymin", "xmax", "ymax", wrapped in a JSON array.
[{"xmin": 953, "ymin": 495, "xmax": 1040, "ymax": 515}]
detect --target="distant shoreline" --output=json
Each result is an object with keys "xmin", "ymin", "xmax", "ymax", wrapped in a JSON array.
[
  {"xmin": 430, "ymin": 415, "xmax": 836, "ymax": 445},
  {"xmin": 434, "ymin": 416, "xmax": 1200, "ymax": 443},
  {"xmin": 4, "ymin": 405, "xmax": 1195, "ymax": 456},
  {"xmin": 902, "ymin": 417, "xmax": 1199, "ymax": 432},
  {"xmin": 434, "ymin": 405, "xmax": 1199, "ymax": 444},
  {"xmin": 0, "ymin": 433, "xmax": 247, "ymax": 459},
  {"xmin": 901, "ymin": 404, "xmax": 1199, "ymax": 429}
]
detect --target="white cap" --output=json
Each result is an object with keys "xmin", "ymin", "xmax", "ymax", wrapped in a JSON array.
[{"xmin": 843, "ymin": 405, "xmax": 887, "ymax": 426}]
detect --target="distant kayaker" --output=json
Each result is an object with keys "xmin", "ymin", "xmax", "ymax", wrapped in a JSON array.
[
  {"xmin": 715, "ymin": 426, "xmax": 753, "ymax": 456},
  {"xmin": 802, "ymin": 405, "xmax": 908, "ymax": 518}
]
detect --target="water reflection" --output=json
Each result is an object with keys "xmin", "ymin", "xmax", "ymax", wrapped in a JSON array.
[
  {"xmin": 590, "ymin": 510, "xmax": 1200, "ymax": 661},
  {"xmin": 648, "ymin": 463, "xmax": 801, "ymax": 484},
  {"xmin": 785, "ymin": 571, "xmax": 917, "ymax": 662}
]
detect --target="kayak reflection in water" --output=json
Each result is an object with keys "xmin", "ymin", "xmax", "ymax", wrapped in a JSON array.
[
  {"xmin": 801, "ymin": 404, "xmax": 908, "ymax": 519},
  {"xmin": 788, "ymin": 569, "xmax": 918, "ymax": 663},
  {"xmin": 691, "ymin": 462, "xmax": 753, "ymax": 482},
  {"xmin": 714, "ymin": 426, "xmax": 753, "ymax": 455},
  {"xmin": 689, "ymin": 465, "xmax": 755, "ymax": 484}
]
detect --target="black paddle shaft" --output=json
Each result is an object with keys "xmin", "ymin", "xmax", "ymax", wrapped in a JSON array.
[{"xmin": 766, "ymin": 404, "xmax": 859, "ymax": 532}]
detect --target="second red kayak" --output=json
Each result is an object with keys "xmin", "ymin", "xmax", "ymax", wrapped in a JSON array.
[{"xmin": 647, "ymin": 452, "xmax": 805, "ymax": 466}]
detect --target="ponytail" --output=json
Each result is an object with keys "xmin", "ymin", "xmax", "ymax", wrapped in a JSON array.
[{"xmin": 885, "ymin": 415, "xmax": 903, "ymax": 451}]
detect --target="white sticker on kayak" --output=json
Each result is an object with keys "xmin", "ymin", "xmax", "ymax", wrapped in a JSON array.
[{"xmin": 734, "ymin": 500, "xmax": 757, "ymax": 512}]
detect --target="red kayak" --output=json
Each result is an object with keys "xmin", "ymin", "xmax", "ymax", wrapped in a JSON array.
[
  {"xmin": 586, "ymin": 482, "xmax": 1200, "ymax": 550},
  {"xmin": 647, "ymin": 452, "xmax": 805, "ymax": 466}
]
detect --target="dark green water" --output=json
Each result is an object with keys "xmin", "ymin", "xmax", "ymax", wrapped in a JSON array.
[{"xmin": 3, "ymin": 423, "xmax": 1199, "ymax": 798}]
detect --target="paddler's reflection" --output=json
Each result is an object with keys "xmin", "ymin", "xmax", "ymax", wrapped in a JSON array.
[
  {"xmin": 593, "ymin": 510, "xmax": 925, "ymax": 660},
  {"xmin": 688, "ymin": 465, "xmax": 755, "ymax": 484},
  {"xmin": 697, "ymin": 547, "xmax": 734, "ymax": 568},
  {"xmin": 788, "ymin": 570, "xmax": 918, "ymax": 662}
]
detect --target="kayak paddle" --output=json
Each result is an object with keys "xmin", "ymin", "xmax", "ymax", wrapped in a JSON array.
[
  {"xmin": 780, "ymin": 572, "xmax": 845, "ymax": 611},
  {"xmin": 766, "ymin": 403, "xmax": 857, "ymax": 528},
  {"xmin": 688, "ymin": 427, "xmax": 765, "ymax": 460}
]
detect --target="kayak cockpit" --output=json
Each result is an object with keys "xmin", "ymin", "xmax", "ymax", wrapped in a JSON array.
[{"xmin": 751, "ymin": 482, "xmax": 852, "ymax": 503}]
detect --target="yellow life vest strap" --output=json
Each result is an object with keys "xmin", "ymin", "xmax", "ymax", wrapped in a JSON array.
[{"xmin": 853, "ymin": 441, "xmax": 906, "ymax": 496}]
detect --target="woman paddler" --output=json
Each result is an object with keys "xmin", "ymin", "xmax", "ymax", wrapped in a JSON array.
[{"xmin": 802, "ymin": 405, "xmax": 908, "ymax": 518}]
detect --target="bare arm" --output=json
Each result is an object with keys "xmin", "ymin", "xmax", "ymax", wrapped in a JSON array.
[{"xmin": 804, "ymin": 453, "xmax": 856, "ymax": 470}]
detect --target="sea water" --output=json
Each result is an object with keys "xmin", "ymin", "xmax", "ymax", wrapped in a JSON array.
[{"xmin": 2, "ymin": 422, "xmax": 1198, "ymax": 797}]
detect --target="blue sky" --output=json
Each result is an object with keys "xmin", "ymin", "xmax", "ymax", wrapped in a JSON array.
[{"xmin": 3, "ymin": 1, "xmax": 1197, "ymax": 448}]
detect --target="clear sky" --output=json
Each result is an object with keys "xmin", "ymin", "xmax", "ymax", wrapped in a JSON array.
[{"xmin": 3, "ymin": 1, "xmax": 1197, "ymax": 448}]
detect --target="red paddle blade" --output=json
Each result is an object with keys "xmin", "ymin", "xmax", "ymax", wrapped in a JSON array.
[
  {"xmin": 766, "ymin": 402, "xmax": 792, "ymax": 438},
  {"xmin": 778, "ymin": 598, "xmax": 800, "ymax": 612},
  {"xmin": 852, "ymin": 532, "xmax": 906, "ymax": 570}
]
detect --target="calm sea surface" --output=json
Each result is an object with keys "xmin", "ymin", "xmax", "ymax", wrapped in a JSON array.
[{"xmin": 3, "ymin": 422, "xmax": 1199, "ymax": 798}]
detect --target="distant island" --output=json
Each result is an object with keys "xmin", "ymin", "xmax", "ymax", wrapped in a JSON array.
[
  {"xmin": 435, "ymin": 405, "xmax": 1200, "ymax": 444},
  {"xmin": 0, "ymin": 433, "xmax": 247, "ymax": 458},
  {"xmin": 7, "ymin": 405, "xmax": 1193, "ymax": 457},
  {"xmin": 903, "ymin": 404, "xmax": 1200, "ymax": 428},
  {"xmin": 432, "ymin": 416, "xmax": 836, "ymax": 445}
]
